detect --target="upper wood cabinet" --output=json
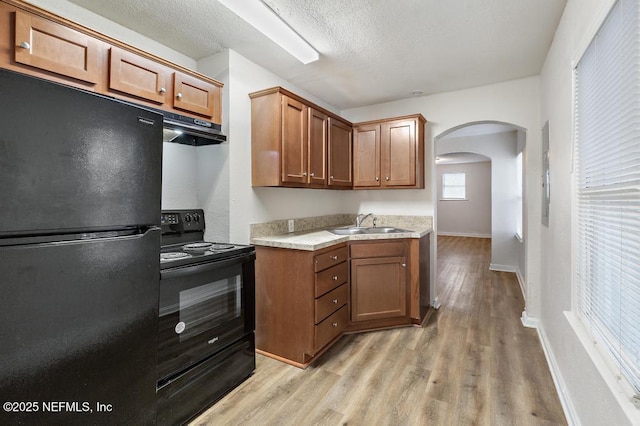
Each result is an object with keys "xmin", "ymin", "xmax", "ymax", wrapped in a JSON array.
[
  {"xmin": 1, "ymin": 1, "xmax": 223, "ymax": 124},
  {"xmin": 250, "ymin": 87, "xmax": 352, "ymax": 189},
  {"xmin": 308, "ymin": 107, "xmax": 329, "ymax": 186},
  {"xmin": 109, "ymin": 47, "xmax": 168, "ymax": 104},
  {"xmin": 353, "ymin": 114, "xmax": 426, "ymax": 189},
  {"xmin": 328, "ymin": 117, "xmax": 352, "ymax": 188},
  {"xmin": 173, "ymin": 72, "xmax": 220, "ymax": 118},
  {"xmin": 14, "ymin": 10, "xmax": 100, "ymax": 84}
]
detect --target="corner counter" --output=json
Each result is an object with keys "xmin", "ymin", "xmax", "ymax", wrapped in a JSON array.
[
  {"xmin": 250, "ymin": 214, "xmax": 432, "ymax": 251},
  {"xmin": 250, "ymin": 214, "xmax": 433, "ymax": 369}
]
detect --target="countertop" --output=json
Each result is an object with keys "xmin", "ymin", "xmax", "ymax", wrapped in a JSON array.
[{"xmin": 250, "ymin": 225, "xmax": 432, "ymax": 251}]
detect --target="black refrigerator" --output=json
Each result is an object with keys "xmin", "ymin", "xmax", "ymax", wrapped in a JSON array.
[{"xmin": 0, "ymin": 69, "xmax": 162, "ymax": 425}]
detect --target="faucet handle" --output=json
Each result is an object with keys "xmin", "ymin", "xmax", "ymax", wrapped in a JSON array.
[{"xmin": 373, "ymin": 217, "xmax": 378, "ymax": 228}]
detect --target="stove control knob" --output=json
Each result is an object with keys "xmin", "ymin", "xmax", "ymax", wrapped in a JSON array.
[
  {"xmin": 193, "ymin": 213, "xmax": 200, "ymax": 222},
  {"xmin": 184, "ymin": 214, "xmax": 191, "ymax": 223}
]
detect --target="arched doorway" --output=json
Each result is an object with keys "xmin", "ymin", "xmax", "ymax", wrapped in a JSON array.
[{"xmin": 432, "ymin": 121, "xmax": 527, "ymax": 310}]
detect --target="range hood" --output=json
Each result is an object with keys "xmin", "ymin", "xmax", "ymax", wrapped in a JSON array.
[{"xmin": 158, "ymin": 109, "xmax": 227, "ymax": 146}]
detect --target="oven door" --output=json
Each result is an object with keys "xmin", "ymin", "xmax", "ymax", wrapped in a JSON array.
[{"xmin": 158, "ymin": 252, "xmax": 255, "ymax": 380}]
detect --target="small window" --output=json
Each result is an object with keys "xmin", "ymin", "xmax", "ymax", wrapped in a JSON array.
[{"xmin": 442, "ymin": 172, "xmax": 466, "ymax": 200}]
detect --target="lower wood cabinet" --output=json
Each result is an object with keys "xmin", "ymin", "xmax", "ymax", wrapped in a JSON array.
[
  {"xmin": 254, "ymin": 244, "xmax": 348, "ymax": 368},
  {"xmin": 255, "ymin": 235, "xmax": 430, "ymax": 368},
  {"xmin": 348, "ymin": 240, "xmax": 412, "ymax": 331}
]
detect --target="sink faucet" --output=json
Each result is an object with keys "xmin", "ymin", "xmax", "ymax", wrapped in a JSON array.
[{"xmin": 356, "ymin": 213, "xmax": 373, "ymax": 228}]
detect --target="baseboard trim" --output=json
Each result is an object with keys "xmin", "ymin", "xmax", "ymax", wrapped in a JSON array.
[
  {"xmin": 489, "ymin": 263, "xmax": 516, "ymax": 272},
  {"xmin": 436, "ymin": 231, "xmax": 491, "ymax": 238},
  {"xmin": 516, "ymin": 269, "xmax": 526, "ymax": 301},
  {"xmin": 532, "ymin": 321, "xmax": 580, "ymax": 426},
  {"xmin": 520, "ymin": 310, "xmax": 539, "ymax": 328}
]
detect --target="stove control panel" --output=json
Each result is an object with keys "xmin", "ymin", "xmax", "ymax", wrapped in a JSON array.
[{"xmin": 161, "ymin": 209, "xmax": 205, "ymax": 234}]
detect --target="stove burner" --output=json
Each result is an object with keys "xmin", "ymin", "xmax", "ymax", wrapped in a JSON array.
[
  {"xmin": 209, "ymin": 243, "xmax": 235, "ymax": 251},
  {"xmin": 183, "ymin": 242, "xmax": 213, "ymax": 252},
  {"xmin": 161, "ymin": 252, "xmax": 192, "ymax": 261}
]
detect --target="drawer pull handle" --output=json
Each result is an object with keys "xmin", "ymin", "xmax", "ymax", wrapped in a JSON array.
[
  {"xmin": 332, "ymin": 275, "xmax": 338, "ymax": 280},
  {"xmin": 19, "ymin": 41, "xmax": 30, "ymax": 49},
  {"xmin": 177, "ymin": 92, "xmax": 183, "ymax": 99},
  {"xmin": 332, "ymin": 298, "xmax": 338, "ymax": 304},
  {"xmin": 159, "ymin": 87, "xmax": 166, "ymax": 94},
  {"xmin": 330, "ymin": 255, "xmax": 338, "ymax": 260},
  {"xmin": 332, "ymin": 322, "xmax": 338, "ymax": 327},
  {"xmin": 402, "ymin": 263, "xmax": 407, "ymax": 267}
]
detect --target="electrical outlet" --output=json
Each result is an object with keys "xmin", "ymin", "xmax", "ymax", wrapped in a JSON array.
[{"xmin": 288, "ymin": 219, "xmax": 295, "ymax": 233}]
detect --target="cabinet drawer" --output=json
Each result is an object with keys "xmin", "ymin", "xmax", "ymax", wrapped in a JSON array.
[
  {"xmin": 316, "ymin": 261, "xmax": 348, "ymax": 297},
  {"xmin": 350, "ymin": 241, "xmax": 406, "ymax": 259},
  {"xmin": 315, "ymin": 283, "xmax": 348, "ymax": 324},
  {"xmin": 314, "ymin": 245, "xmax": 347, "ymax": 272},
  {"xmin": 314, "ymin": 305, "xmax": 347, "ymax": 352}
]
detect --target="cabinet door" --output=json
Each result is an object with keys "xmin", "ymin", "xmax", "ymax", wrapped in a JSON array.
[
  {"xmin": 308, "ymin": 107, "xmax": 328, "ymax": 186},
  {"xmin": 353, "ymin": 123, "xmax": 381, "ymax": 187},
  {"xmin": 173, "ymin": 72, "xmax": 219, "ymax": 118},
  {"xmin": 109, "ymin": 47, "xmax": 168, "ymax": 104},
  {"xmin": 351, "ymin": 256, "xmax": 407, "ymax": 322},
  {"xmin": 328, "ymin": 118, "xmax": 353, "ymax": 188},
  {"xmin": 14, "ymin": 10, "xmax": 100, "ymax": 84},
  {"xmin": 281, "ymin": 96, "xmax": 308, "ymax": 184},
  {"xmin": 381, "ymin": 118, "xmax": 416, "ymax": 187}
]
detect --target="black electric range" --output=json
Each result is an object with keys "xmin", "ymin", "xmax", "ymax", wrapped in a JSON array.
[
  {"xmin": 157, "ymin": 209, "xmax": 256, "ymax": 425},
  {"xmin": 160, "ymin": 209, "xmax": 254, "ymax": 269}
]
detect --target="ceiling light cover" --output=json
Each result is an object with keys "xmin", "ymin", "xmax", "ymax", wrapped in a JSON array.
[{"xmin": 217, "ymin": 0, "xmax": 319, "ymax": 64}]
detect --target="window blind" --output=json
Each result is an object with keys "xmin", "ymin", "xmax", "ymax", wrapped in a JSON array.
[{"xmin": 574, "ymin": 0, "xmax": 640, "ymax": 395}]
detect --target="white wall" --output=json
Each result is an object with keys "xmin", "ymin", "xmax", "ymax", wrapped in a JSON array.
[
  {"xmin": 437, "ymin": 132, "xmax": 520, "ymax": 271},
  {"xmin": 161, "ymin": 142, "xmax": 198, "ymax": 209},
  {"xmin": 197, "ymin": 52, "xmax": 231, "ymax": 243},
  {"xmin": 341, "ymin": 76, "xmax": 542, "ymax": 318},
  {"xmin": 538, "ymin": 0, "xmax": 637, "ymax": 424},
  {"xmin": 437, "ymin": 161, "xmax": 491, "ymax": 238},
  {"xmin": 220, "ymin": 50, "xmax": 346, "ymax": 244}
]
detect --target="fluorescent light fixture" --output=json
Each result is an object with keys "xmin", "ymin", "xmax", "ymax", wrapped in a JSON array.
[{"xmin": 217, "ymin": 0, "xmax": 319, "ymax": 64}]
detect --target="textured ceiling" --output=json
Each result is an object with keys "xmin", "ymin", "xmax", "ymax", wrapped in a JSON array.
[{"xmin": 66, "ymin": 0, "xmax": 567, "ymax": 110}]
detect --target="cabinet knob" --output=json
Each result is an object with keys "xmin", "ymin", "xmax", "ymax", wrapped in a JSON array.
[
  {"xmin": 332, "ymin": 299, "xmax": 338, "ymax": 304},
  {"xmin": 176, "ymin": 92, "xmax": 183, "ymax": 99},
  {"xmin": 385, "ymin": 176, "xmax": 390, "ymax": 181},
  {"xmin": 19, "ymin": 41, "xmax": 30, "ymax": 49},
  {"xmin": 332, "ymin": 275, "xmax": 338, "ymax": 281},
  {"xmin": 159, "ymin": 87, "xmax": 166, "ymax": 94},
  {"xmin": 332, "ymin": 322, "xmax": 338, "ymax": 327},
  {"xmin": 310, "ymin": 172, "xmax": 315, "ymax": 177},
  {"xmin": 402, "ymin": 263, "xmax": 407, "ymax": 267},
  {"xmin": 330, "ymin": 175, "xmax": 334, "ymax": 180},
  {"xmin": 375, "ymin": 177, "xmax": 380, "ymax": 181},
  {"xmin": 330, "ymin": 255, "xmax": 338, "ymax": 260}
]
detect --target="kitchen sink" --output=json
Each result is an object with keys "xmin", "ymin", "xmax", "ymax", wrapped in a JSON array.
[
  {"xmin": 328, "ymin": 226, "xmax": 409, "ymax": 235},
  {"xmin": 329, "ymin": 227, "xmax": 367, "ymax": 235},
  {"xmin": 364, "ymin": 227, "xmax": 409, "ymax": 234}
]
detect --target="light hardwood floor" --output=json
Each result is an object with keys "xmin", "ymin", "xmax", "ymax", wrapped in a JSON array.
[{"xmin": 192, "ymin": 236, "xmax": 567, "ymax": 426}]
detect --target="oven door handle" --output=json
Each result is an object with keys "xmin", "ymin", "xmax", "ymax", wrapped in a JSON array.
[{"xmin": 161, "ymin": 252, "xmax": 255, "ymax": 280}]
